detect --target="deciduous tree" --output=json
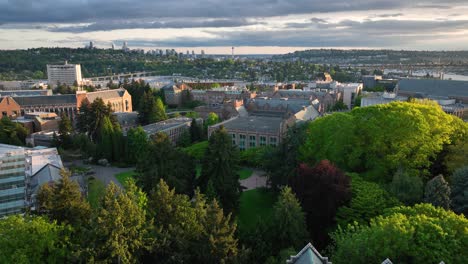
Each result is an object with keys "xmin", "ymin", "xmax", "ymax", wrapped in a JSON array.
[
  {"xmin": 291, "ymin": 161, "xmax": 351, "ymax": 249},
  {"xmin": 331, "ymin": 204, "xmax": 468, "ymax": 264}
]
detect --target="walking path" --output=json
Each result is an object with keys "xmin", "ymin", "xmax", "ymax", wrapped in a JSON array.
[{"xmin": 240, "ymin": 169, "xmax": 268, "ymax": 191}]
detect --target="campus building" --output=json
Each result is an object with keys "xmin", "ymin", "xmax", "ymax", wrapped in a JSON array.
[
  {"xmin": 0, "ymin": 144, "xmax": 63, "ymax": 217},
  {"xmin": 0, "ymin": 88, "xmax": 134, "ymax": 121},
  {"xmin": 208, "ymin": 116, "xmax": 285, "ymax": 150},
  {"xmin": 140, "ymin": 117, "xmax": 203, "ymax": 144},
  {"xmin": 47, "ymin": 62, "xmax": 83, "ymax": 87}
]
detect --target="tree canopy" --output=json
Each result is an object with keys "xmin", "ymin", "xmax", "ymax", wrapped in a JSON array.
[
  {"xmin": 331, "ymin": 203, "xmax": 468, "ymax": 264},
  {"xmin": 301, "ymin": 101, "xmax": 467, "ymax": 182},
  {"xmin": 199, "ymin": 127, "xmax": 241, "ymax": 213},
  {"xmin": 451, "ymin": 166, "xmax": 468, "ymax": 216}
]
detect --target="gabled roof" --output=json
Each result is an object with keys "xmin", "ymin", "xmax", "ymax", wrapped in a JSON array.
[
  {"xmin": 287, "ymin": 243, "xmax": 331, "ymax": 264},
  {"xmin": 86, "ymin": 88, "xmax": 127, "ymax": 102}
]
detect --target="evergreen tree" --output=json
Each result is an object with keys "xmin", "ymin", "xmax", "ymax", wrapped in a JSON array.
[
  {"xmin": 190, "ymin": 118, "xmax": 202, "ymax": 142},
  {"xmin": 199, "ymin": 127, "xmax": 241, "ymax": 213},
  {"xmin": 58, "ymin": 113, "xmax": 73, "ymax": 148},
  {"xmin": 148, "ymin": 180, "xmax": 239, "ymax": 263},
  {"xmin": 136, "ymin": 132, "xmax": 195, "ymax": 195},
  {"xmin": 199, "ymin": 199, "xmax": 238, "ymax": 263},
  {"xmin": 424, "ymin": 175, "xmax": 451, "ymax": 209},
  {"xmin": 271, "ymin": 187, "xmax": 307, "ymax": 252},
  {"xmin": 92, "ymin": 182, "xmax": 150, "ymax": 263},
  {"xmin": 36, "ymin": 169, "xmax": 91, "ymax": 227},
  {"xmin": 126, "ymin": 127, "xmax": 148, "ymax": 164},
  {"xmin": 138, "ymin": 92, "xmax": 167, "ymax": 125},
  {"xmin": 389, "ymin": 168, "xmax": 424, "ymax": 205},
  {"xmin": 0, "ymin": 116, "xmax": 28, "ymax": 146},
  {"xmin": 451, "ymin": 166, "xmax": 468, "ymax": 215},
  {"xmin": 97, "ymin": 116, "xmax": 114, "ymax": 161}
]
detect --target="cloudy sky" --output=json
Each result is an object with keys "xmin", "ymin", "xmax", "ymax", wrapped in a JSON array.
[{"xmin": 1, "ymin": 0, "xmax": 468, "ymax": 54}]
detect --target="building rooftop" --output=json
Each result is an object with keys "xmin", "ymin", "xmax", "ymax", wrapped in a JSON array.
[
  {"xmin": 0, "ymin": 90, "xmax": 51, "ymax": 97},
  {"xmin": 214, "ymin": 116, "xmax": 283, "ymax": 134},
  {"xmin": 85, "ymin": 88, "xmax": 127, "ymax": 102},
  {"xmin": 13, "ymin": 94, "xmax": 76, "ymax": 106},
  {"xmin": 0, "ymin": 143, "xmax": 25, "ymax": 155},
  {"xmin": 397, "ymin": 78, "xmax": 468, "ymax": 98},
  {"xmin": 141, "ymin": 117, "xmax": 192, "ymax": 136},
  {"xmin": 248, "ymin": 98, "xmax": 311, "ymax": 114}
]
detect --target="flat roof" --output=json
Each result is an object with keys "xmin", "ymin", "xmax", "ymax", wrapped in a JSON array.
[
  {"xmin": 215, "ymin": 116, "xmax": 283, "ymax": 134},
  {"xmin": 141, "ymin": 117, "xmax": 192, "ymax": 135}
]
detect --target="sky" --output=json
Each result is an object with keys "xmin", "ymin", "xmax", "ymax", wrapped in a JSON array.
[{"xmin": 1, "ymin": 0, "xmax": 468, "ymax": 54}]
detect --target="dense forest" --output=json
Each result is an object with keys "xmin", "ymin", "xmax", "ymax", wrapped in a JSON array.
[{"xmin": 0, "ymin": 48, "xmax": 360, "ymax": 82}]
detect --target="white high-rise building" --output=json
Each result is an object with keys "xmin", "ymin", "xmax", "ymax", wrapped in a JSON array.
[{"xmin": 47, "ymin": 61, "xmax": 82, "ymax": 87}]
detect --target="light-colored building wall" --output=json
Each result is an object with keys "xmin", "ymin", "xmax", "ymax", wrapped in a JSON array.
[
  {"xmin": 0, "ymin": 145, "xmax": 26, "ymax": 217},
  {"xmin": 47, "ymin": 62, "xmax": 83, "ymax": 87}
]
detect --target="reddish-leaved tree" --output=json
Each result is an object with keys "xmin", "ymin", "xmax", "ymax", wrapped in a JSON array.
[{"xmin": 291, "ymin": 160, "xmax": 351, "ymax": 249}]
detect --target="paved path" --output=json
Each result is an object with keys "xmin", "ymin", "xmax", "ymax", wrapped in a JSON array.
[
  {"xmin": 240, "ymin": 169, "xmax": 268, "ymax": 191},
  {"xmin": 65, "ymin": 160, "xmax": 133, "ymax": 189},
  {"xmin": 87, "ymin": 165, "xmax": 134, "ymax": 189}
]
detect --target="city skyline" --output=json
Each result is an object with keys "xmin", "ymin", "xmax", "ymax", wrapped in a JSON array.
[{"xmin": 1, "ymin": 1, "xmax": 468, "ymax": 53}]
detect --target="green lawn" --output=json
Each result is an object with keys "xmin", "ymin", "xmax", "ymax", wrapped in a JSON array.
[
  {"xmin": 115, "ymin": 170, "xmax": 135, "ymax": 186},
  {"xmin": 238, "ymin": 188, "xmax": 276, "ymax": 231},
  {"xmin": 196, "ymin": 164, "xmax": 202, "ymax": 178},
  {"xmin": 87, "ymin": 177, "xmax": 105, "ymax": 208},
  {"xmin": 238, "ymin": 168, "xmax": 253, "ymax": 180}
]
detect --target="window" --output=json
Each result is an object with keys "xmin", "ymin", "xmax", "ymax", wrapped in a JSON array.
[
  {"xmin": 260, "ymin": 136, "xmax": 266, "ymax": 146},
  {"xmin": 249, "ymin": 135, "xmax": 256, "ymax": 148},
  {"xmin": 231, "ymin": 133, "xmax": 236, "ymax": 145},
  {"xmin": 239, "ymin": 134, "xmax": 246, "ymax": 150},
  {"xmin": 2, "ymin": 111, "xmax": 7, "ymax": 117},
  {"xmin": 269, "ymin": 137, "xmax": 278, "ymax": 146}
]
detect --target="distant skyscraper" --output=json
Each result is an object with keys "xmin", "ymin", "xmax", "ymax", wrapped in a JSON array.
[
  {"xmin": 111, "ymin": 42, "xmax": 115, "ymax": 50},
  {"xmin": 201, "ymin": 50, "xmax": 205, "ymax": 56},
  {"xmin": 89, "ymin": 41, "xmax": 94, "ymax": 49},
  {"xmin": 232, "ymin": 47, "xmax": 235, "ymax": 58},
  {"xmin": 122, "ymin": 42, "xmax": 129, "ymax": 51}
]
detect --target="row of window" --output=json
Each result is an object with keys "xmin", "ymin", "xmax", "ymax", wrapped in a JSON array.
[{"xmin": 232, "ymin": 134, "xmax": 278, "ymax": 150}]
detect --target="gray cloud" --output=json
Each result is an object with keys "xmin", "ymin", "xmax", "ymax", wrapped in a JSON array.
[
  {"xmin": 49, "ymin": 19, "xmax": 260, "ymax": 32},
  {"xmin": 117, "ymin": 18, "xmax": 468, "ymax": 48},
  {"xmin": 0, "ymin": 0, "xmax": 465, "ymax": 24}
]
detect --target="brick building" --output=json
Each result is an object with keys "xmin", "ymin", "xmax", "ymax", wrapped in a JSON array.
[{"xmin": 0, "ymin": 97, "xmax": 21, "ymax": 118}]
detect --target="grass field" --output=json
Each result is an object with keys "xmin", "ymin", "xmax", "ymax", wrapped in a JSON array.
[
  {"xmin": 87, "ymin": 177, "xmax": 106, "ymax": 208},
  {"xmin": 115, "ymin": 170, "xmax": 135, "ymax": 186},
  {"xmin": 238, "ymin": 168, "xmax": 253, "ymax": 180},
  {"xmin": 238, "ymin": 188, "xmax": 276, "ymax": 230}
]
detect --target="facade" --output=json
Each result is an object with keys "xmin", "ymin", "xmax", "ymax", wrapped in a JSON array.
[
  {"xmin": 13, "ymin": 112, "xmax": 61, "ymax": 134},
  {"xmin": 77, "ymin": 88, "xmax": 133, "ymax": 112},
  {"xmin": 0, "ymin": 97, "xmax": 21, "ymax": 118},
  {"xmin": 47, "ymin": 62, "xmax": 83, "ymax": 87},
  {"xmin": 0, "ymin": 145, "xmax": 63, "ymax": 217},
  {"xmin": 113, "ymin": 112, "xmax": 139, "ymax": 132},
  {"xmin": 208, "ymin": 116, "xmax": 285, "ymax": 150},
  {"xmin": 161, "ymin": 83, "xmax": 192, "ymax": 106},
  {"xmin": 0, "ymin": 144, "xmax": 26, "ymax": 216},
  {"xmin": 13, "ymin": 94, "xmax": 77, "ymax": 120},
  {"xmin": 194, "ymin": 99, "xmax": 244, "ymax": 120},
  {"xmin": 331, "ymin": 83, "xmax": 363, "ymax": 109},
  {"xmin": 140, "ymin": 117, "xmax": 202, "ymax": 144}
]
